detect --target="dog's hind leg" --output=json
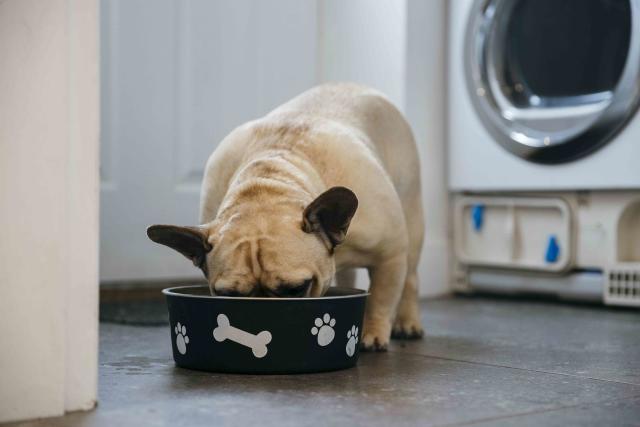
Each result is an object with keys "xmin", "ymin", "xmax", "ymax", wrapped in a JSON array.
[
  {"xmin": 392, "ymin": 271, "xmax": 424, "ymax": 339},
  {"xmin": 335, "ymin": 268, "xmax": 357, "ymax": 288},
  {"xmin": 392, "ymin": 192, "xmax": 425, "ymax": 339}
]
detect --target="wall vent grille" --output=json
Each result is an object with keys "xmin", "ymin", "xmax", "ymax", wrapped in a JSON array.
[{"xmin": 605, "ymin": 266, "xmax": 640, "ymax": 307}]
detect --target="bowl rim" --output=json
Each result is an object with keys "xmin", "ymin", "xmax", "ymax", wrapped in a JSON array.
[{"xmin": 162, "ymin": 285, "xmax": 369, "ymax": 301}]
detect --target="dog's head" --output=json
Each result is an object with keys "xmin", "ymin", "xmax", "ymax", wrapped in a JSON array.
[{"xmin": 147, "ymin": 186, "xmax": 357, "ymax": 297}]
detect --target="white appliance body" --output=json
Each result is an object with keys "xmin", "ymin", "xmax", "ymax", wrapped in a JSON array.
[{"xmin": 449, "ymin": 0, "xmax": 640, "ymax": 192}]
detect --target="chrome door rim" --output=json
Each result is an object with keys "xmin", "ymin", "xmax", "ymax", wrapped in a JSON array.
[{"xmin": 465, "ymin": 0, "xmax": 640, "ymax": 164}]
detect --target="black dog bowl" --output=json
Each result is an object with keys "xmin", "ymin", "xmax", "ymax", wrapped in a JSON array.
[{"xmin": 163, "ymin": 285, "xmax": 367, "ymax": 374}]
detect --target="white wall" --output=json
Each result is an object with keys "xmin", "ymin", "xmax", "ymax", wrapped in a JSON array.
[
  {"xmin": 0, "ymin": 0, "xmax": 99, "ymax": 422},
  {"xmin": 405, "ymin": 0, "xmax": 449, "ymax": 297},
  {"xmin": 319, "ymin": 0, "xmax": 449, "ymax": 296},
  {"xmin": 319, "ymin": 0, "xmax": 407, "ymax": 108}
]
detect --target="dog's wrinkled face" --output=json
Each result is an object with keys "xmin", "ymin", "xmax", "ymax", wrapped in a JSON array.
[
  {"xmin": 207, "ymin": 218, "xmax": 332, "ymax": 297},
  {"xmin": 147, "ymin": 187, "xmax": 357, "ymax": 298}
]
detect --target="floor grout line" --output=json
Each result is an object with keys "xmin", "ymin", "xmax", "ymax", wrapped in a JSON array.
[
  {"xmin": 386, "ymin": 348, "xmax": 640, "ymax": 387},
  {"xmin": 434, "ymin": 394, "xmax": 640, "ymax": 427}
]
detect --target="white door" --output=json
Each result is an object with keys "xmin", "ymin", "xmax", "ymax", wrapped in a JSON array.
[{"xmin": 100, "ymin": 0, "xmax": 318, "ymax": 281}]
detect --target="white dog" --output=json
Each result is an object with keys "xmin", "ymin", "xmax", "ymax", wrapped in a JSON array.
[{"xmin": 148, "ymin": 83, "xmax": 424, "ymax": 350}]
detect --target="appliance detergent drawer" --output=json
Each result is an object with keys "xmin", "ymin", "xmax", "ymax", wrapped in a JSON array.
[{"xmin": 454, "ymin": 197, "xmax": 572, "ymax": 272}]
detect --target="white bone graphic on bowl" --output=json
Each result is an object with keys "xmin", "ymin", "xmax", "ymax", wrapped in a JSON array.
[{"xmin": 212, "ymin": 314, "xmax": 272, "ymax": 358}]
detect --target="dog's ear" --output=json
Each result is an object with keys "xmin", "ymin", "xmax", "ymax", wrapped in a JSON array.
[
  {"xmin": 146, "ymin": 224, "xmax": 212, "ymax": 267},
  {"xmin": 302, "ymin": 186, "xmax": 358, "ymax": 250}
]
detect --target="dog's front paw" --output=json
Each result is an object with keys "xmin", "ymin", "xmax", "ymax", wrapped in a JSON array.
[
  {"xmin": 360, "ymin": 320, "xmax": 390, "ymax": 352},
  {"xmin": 391, "ymin": 316, "xmax": 424, "ymax": 340}
]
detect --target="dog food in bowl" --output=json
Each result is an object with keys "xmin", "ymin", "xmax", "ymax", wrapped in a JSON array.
[{"xmin": 163, "ymin": 285, "xmax": 367, "ymax": 374}]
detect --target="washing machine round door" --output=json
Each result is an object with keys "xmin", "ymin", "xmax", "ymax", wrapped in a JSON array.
[{"xmin": 465, "ymin": 0, "xmax": 640, "ymax": 164}]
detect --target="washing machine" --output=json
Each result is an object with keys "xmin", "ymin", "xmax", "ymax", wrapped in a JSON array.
[{"xmin": 448, "ymin": 0, "xmax": 640, "ymax": 306}]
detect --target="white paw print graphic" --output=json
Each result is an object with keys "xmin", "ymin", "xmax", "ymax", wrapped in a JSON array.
[
  {"xmin": 174, "ymin": 322, "xmax": 190, "ymax": 355},
  {"xmin": 311, "ymin": 313, "xmax": 336, "ymax": 346},
  {"xmin": 346, "ymin": 325, "xmax": 359, "ymax": 357}
]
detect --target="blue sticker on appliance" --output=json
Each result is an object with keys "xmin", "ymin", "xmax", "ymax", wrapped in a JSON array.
[
  {"xmin": 545, "ymin": 235, "xmax": 560, "ymax": 263},
  {"xmin": 471, "ymin": 204, "xmax": 485, "ymax": 231}
]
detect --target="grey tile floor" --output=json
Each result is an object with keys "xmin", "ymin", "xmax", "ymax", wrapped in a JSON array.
[{"xmin": 7, "ymin": 295, "xmax": 640, "ymax": 427}]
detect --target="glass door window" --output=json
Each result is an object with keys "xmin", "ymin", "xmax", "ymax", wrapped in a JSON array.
[{"xmin": 465, "ymin": 0, "xmax": 640, "ymax": 163}]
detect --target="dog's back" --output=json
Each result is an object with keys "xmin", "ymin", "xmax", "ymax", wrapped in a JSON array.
[{"xmin": 267, "ymin": 82, "xmax": 422, "ymax": 202}]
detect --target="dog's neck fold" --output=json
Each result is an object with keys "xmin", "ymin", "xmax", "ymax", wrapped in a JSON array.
[{"xmin": 215, "ymin": 124, "xmax": 328, "ymax": 225}]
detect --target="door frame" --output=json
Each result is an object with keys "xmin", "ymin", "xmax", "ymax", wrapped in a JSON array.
[{"xmin": 0, "ymin": 0, "xmax": 99, "ymax": 422}]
